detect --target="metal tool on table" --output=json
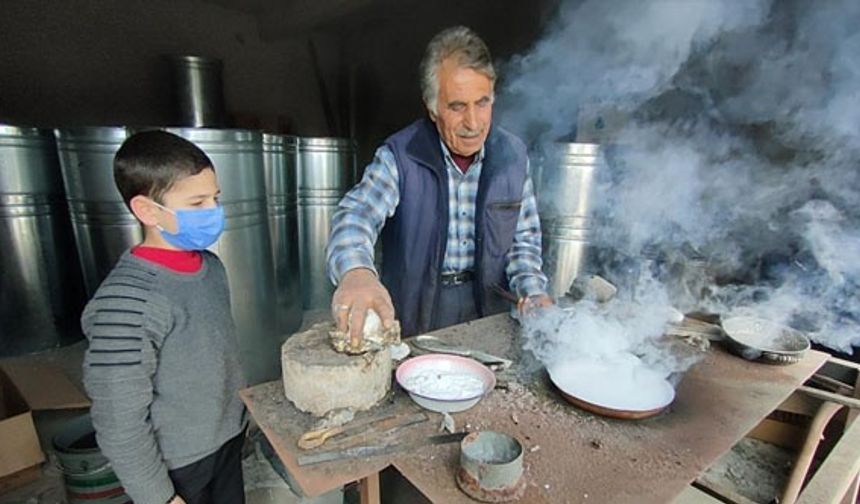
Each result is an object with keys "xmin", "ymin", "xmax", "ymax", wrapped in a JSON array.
[
  {"xmin": 297, "ymin": 431, "xmax": 468, "ymax": 466},
  {"xmin": 410, "ymin": 335, "xmax": 513, "ymax": 370},
  {"xmin": 322, "ymin": 412, "xmax": 429, "ymax": 450},
  {"xmin": 298, "ymin": 411, "xmax": 425, "ymax": 450}
]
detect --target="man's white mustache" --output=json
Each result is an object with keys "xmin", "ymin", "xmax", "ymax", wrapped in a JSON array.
[{"xmin": 457, "ymin": 129, "xmax": 482, "ymax": 138}]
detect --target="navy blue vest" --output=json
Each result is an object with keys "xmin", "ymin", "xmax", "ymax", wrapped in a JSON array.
[{"xmin": 381, "ymin": 118, "xmax": 528, "ymax": 336}]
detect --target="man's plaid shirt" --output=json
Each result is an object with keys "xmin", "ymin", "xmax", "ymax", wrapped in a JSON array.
[{"xmin": 325, "ymin": 141, "xmax": 548, "ymax": 298}]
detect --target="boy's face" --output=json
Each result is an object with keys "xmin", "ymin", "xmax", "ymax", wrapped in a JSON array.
[
  {"xmin": 131, "ymin": 167, "xmax": 220, "ymax": 235},
  {"xmin": 156, "ymin": 167, "xmax": 221, "ymax": 234}
]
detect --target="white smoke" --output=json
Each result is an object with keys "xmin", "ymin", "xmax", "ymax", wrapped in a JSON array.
[
  {"xmin": 522, "ymin": 271, "xmax": 702, "ymax": 386},
  {"xmin": 500, "ymin": 0, "xmax": 772, "ymax": 142},
  {"xmin": 501, "ymin": 0, "xmax": 860, "ymax": 361}
]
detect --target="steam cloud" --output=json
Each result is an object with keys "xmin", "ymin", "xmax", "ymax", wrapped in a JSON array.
[{"xmin": 501, "ymin": 0, "xmax": 860, "ymax": 365}]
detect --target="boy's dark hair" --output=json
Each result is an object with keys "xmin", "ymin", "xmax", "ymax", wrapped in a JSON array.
[{"xmin": 114, "ymin": 130, "xmax": 214, "ymax": 208}]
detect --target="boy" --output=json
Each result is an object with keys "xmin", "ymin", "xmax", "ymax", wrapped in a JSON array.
[{"xmin": 82, "ymin": 130, "xmax": 247, "ymax": 504}]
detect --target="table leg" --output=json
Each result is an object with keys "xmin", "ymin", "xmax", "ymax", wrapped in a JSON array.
[{"xmin": 359, "ymin": 472, "xmax": 381, "ymax": 504}]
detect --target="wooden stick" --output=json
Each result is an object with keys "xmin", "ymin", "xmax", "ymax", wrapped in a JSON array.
[
  {"xmin": 693, "ymin": 475, "xmax": 758, "ymax": 504},
  {"xmin": 798, "ymin": 386, "xmax": 860, "ymax": 410},
  {"xmin": 810, "ymin": 373, "xmax": 855, "ymax": 394},
  {"xmin": 490, "ymin": 284, "xmax": 519, "ymax": 304},
  {"xmin": 781, "ymin": 401, "xmax": 844, "ymax": 504},
  {"xmin": 827, "ymin": 356, "xmax": 860, "ymax": 372},
  {"xmin": 797, "ymin": 416, "xmax": 860, "ymax": 503}
]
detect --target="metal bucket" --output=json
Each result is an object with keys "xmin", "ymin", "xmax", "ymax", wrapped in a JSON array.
[
  {"xmin": 0, "ymin": 125, "xmax": 87, "ymax": 356},
  {"xmin": 53, "ymin": 415, "xmax": 130, "ymax": 504},
  {"xmin": 542, "ymin": 217, "xmax": 592, "ymax": 299},
  {"xmin": 456, "ymin": 431, "xmax": 526, "ymax": 502},
  {"xmin": 297, "ymin": 137, "xmax": 357, "ymax": 309},
  {"xmin": 263, "ymin": 133, "xmax": 303, "ymax": 336},
  {"xmin": 537, "ymin": 142, "xmax": 602, "ymax": 299},
  {"xmin": 166, "ymin": 55, "xmax": 227, "ymax": 127},
  {"xmin": 168, "ymin": 128, "xmax": 279, "ymax": 384},
  {"xmin": 55, "ymin": 127, "xmax": 139, "ymax": 297}
]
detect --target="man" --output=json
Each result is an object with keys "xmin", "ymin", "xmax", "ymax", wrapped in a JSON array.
[{"xmin": 326, "ymin": 26, "xmax": 551, "ymax": 344}]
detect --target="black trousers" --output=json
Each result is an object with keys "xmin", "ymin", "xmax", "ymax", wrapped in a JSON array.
[
  {"xmin": 168, "ymin": 431, "xmax": 245, "ymax": 504},
  {"xmin": 430, "ymin": 280, "xmax": 479, "ymax": 331}
]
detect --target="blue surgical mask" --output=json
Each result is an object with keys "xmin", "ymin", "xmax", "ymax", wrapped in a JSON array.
[{"xmin": 152, "ymin": 201, "xmax": 225, "ymax": 250}]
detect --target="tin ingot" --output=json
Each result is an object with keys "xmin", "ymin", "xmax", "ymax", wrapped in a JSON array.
[
  {"xmin": 456, "ymin": 431, "xmax": 526, "ymax": 502},
  {"xmin": 330, "ymin": 309, "xmax": 401, "ymax": 355}
]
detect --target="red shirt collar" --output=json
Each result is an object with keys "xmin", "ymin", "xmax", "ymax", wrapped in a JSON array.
[{"xmin": 131, "ymin": 246, "xmax": 203, "ymax": 273}]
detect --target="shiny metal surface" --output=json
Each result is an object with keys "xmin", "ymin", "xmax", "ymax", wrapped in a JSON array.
[
  {"xmin": 166, "ymin": 55, "xmax": 227, "ymax": 127},
  {"xmin": 0, "ymin": 125, "xmax": 86, "ymax": 355},
  {"xmin": 55, "ymin": 127, "xmax": 139, "ymax": 297},
  {"xmin": 262, "ymin": 133, "xmax": 303, "ymax": 335},
  {"xmin": 537, "ymin": 142, "xmax": 601, "ymax": 298},
  {"xmin": 168, "ymin": 128, "xmax": 278, "ymax": 384},
  {"xmin": 297, "ymin": 137, "xmax": 357, "ymax": 309}
]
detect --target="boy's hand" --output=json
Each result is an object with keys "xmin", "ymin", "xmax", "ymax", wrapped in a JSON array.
[
  {"xmin": 169, "ymin": 496, "xmax": 186, "ymax": 504},
  {"xmin": 331, "ymin": 268, "xmax": 396, "ymax": 349}
]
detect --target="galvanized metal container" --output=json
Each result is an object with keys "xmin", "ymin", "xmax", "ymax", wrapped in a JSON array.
[
  {"xmin": 166, "ymin": 55, "xmax": 227, "ymax": 127},
  {"xmin": 55, "ymin": 127, "xmax": 139, "ymax": 297},
  {"xmin": 297, "ymin": 137, "xmax": 357, "ymax": 309},
  {"xmin": 537, "ymin": 142, "xmax": 602, "ymax": 299},
  {"xmin": 168, "ymin": 128, "xmax": 279, "ymax": 384},
  {"xmin": 456, "ymin": 430, "xmax": 526, "ymax": 502},
  {"xmin": 262, "ymin": 133, "xmax": 303, "ymax": 336},
  {"xmin": 0, "ymin": 125, "xmax": 87, "ymax": 356}
]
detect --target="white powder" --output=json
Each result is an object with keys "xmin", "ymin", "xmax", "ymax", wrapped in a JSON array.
[{"xmin": 401, "ymin": 369, "xmax": 486, "ymax": 400}]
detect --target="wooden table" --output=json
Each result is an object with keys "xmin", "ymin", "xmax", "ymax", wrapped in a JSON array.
[{"xmin": 240, "ymin": 314, "xmax": 828, "ymax": 504}]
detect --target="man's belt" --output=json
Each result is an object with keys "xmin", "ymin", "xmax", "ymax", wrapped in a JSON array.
[{"xmin": 441, "ymin": 271, "xmax": 474, "ymax": 286}]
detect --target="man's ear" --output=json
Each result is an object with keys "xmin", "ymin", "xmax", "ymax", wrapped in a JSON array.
[
  {"xmin": 426, "ymin": 103, "xmax": 438, "ymax": 123},
  {"xmin": 129, "ymin": 195, "xmax": 159, "ymax": 226}
]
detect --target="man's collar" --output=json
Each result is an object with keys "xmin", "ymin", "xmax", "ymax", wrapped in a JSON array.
[{"xmin": 439, "ymin": 140, "xmax": 486, "ymax": 166}]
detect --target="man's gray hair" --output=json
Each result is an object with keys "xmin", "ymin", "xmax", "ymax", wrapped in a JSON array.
[{"xmin": 420, "ymin": 26, "xmax": 496, "ymax": 115}]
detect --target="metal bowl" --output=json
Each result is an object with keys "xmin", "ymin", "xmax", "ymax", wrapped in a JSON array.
[
  {"xmin": 396, "ymin": 354, "xmax": 495, "ymax": 413},
  {"xmin": 721, "ymin": 316, "xmax": 810, "ymax": 365}
]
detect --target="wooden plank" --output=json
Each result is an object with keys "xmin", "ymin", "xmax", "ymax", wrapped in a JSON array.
[
  {"xmin": 242, "ymin": 314, "xmax": 829, "ymax": 504},
  {"xmin": 391, "ymin": 315, "xmax": 829, "ymax": 504},
  {"xmin": 775, "ymin": 391, "xmax": 820, "ymax": 416},
  {"xmin": 748, "ymin": 418, "xmax": 806, "ymax": 450},
  {"xmin": 797, "ymin": 417, "xmax": 860, "ymax": 503},
  {"xmin": 359, "ymin": 472, "xmax": 381, "ymax": 504}
]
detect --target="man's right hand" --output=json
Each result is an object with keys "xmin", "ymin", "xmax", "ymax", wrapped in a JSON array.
[
  {"xmin": 169, "ymin": 495, "xmax": 186, "ymax": 504},
  {"xmin": 331, "ymin": 268, "xmax": 396, "ymax": 349}
]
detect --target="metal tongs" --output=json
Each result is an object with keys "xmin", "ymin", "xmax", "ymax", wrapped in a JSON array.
[{"xmin": 410, "ymin": 335, "xmax": 513, "ymax": 370}]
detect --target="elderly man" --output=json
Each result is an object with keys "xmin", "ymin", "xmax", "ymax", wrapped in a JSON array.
[{"xmin": 326, "ymin": 26, "xmax": 550, "ymax": 343}]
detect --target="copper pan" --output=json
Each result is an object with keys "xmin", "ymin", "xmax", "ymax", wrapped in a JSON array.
[
  {"xmin": 547, "ymin": 361, "xmax": 675, "ymax": 420},
  {"xmin": 554, "ymin": 384, "xmax": 670, "ymax": 420}
]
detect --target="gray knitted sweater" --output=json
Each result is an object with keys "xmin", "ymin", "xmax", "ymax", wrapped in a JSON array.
[{"xmin": 82, "ymin": 251, "xmax": 247, "ymax": 504}]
